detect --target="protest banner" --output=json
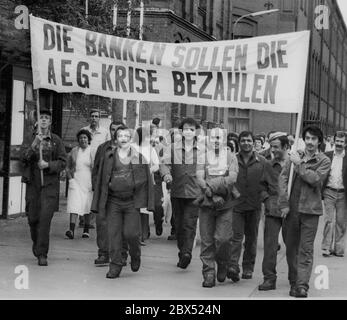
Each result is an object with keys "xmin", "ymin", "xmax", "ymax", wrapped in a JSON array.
[{"xmin": 30, "ymin": 15, "xmax": 310, "ymax": 113}]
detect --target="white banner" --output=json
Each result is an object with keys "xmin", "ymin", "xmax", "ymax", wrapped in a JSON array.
[{"xmin": 30, "ymin": 15, "xmax": 310, "ymax": 113}]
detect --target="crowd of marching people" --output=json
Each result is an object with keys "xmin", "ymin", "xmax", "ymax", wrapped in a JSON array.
[{"xmin": 20, "ymin": 107, "xmax": 347, "ymax": 298}]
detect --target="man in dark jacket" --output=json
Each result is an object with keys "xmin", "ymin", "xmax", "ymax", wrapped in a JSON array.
[
  {"xmin": 160, "ymin": 118, "xmax": 201, "ymax": 269},
  {"xmin": 227, "ymin": 131, "xmax": 275, "ymax": 282},
  {"xmin": 321, "ymin": 131, "xmax": 347, "ymax": 258},
  {"xmin": 92, "ymin": 121, "xmax": 125, "ymax": 266},
  {"xmin": 279, "ymin": 126, "xmax": 331, "ymax": 298},
  {"xmin": 258, "ymin": 132, "xmax": 289, "ymax": 291},
  {"xmin": 195, "ymin": 128, "xmax": 239, "ymax": 288},
  {"xmin": 91, "ymin": 125, "xmax": 154, "ymax": 278},
  {"xmin": 21, "ymin": 109, "xmax": 66, "ymax": 266}
]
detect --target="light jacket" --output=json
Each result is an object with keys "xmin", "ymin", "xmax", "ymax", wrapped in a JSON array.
[
  {"xmin": 195, "ymin": 147, "xmax": 239, "ymax": 211},
  {"xmin": 278, "ymin": 152, "xmax": 331, "ymax": 215},
  {"xmin": 322, "ymin": 150, "xmax": 347, "ymax": 198}
]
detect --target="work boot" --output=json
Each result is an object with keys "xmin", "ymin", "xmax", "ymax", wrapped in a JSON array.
[
  {"xmin": 295, "ymin": 287, "xmax": 308, "ymax": 298},
  {"xmin": 215, "ymin": 243, "xmax": 230, "ymax": 283},
  {"xmin": 258, "ymin": 279, "xmax": 276, "ymax": 291},
  {"xmin": 94, "ymin": 255, "xmax": 109, "ymax": 266},
  {"xmin": 241, "ymin": 271, "xmax": 253, "ymax": 279},
  {"xmin": 131, "ymin": 257, "xmax": 141, "ymax": 272},
  {"xmin": 216, "ymin": 263, "xmax": 228, "ymax": 283},
  {"xmin": 155, "ymin": 223, "xmax": 163, "ymax": 236},
  {"xmin": 106, "ymin": 265, "xmax": 122, "ymax": 279},
  {"xmin": 289, "ymin": 284, "xmax": 296, "ymax": 297},
  {"xmin": 177, "ymin": 253, "xmax": 191, "ymax": 269},
  {"xmin": 202, "ymin": 274, "xmax": 216, "ymax": 288},
  {"xmin": 65, "ymin": 230, "xmax": 74, "ymax": 239},
  {"xmin": 226, "ymin": 266, "xmax": 240, "ymax": 282},
  {"xmin": 38, "ymin": 255, "xmax": 48, "ymax": 266},
  {"xmin": 32, "ymin": 243, "xmax": 38, "ymax": 258}
]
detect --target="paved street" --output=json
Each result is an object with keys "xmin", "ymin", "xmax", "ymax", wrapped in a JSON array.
[{"xmin": 0, "ymin": 199, "xmax": 346, "ymax": 300}]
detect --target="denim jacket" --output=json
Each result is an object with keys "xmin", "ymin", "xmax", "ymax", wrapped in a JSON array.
[{"xmin": 278, "ymin": 152, "xmax": 331, "ymax": 215}]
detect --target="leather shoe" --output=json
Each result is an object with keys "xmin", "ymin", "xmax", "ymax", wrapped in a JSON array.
[
  {"xmin": 333, "ymin": 252, "xmax": 344, "ymax": 257},
  {"xmin": 106, "ymin": 265, "xmax": 122, "ymax": 279},
  {"xmin": 295, "ymin": 287, "xmax": 308, "ymax": 298},
  {"xmin": 32, "ymin": 243, "xmax": 38, "ymax": 258},
  {"xmin": 322, "ymin": 249, "xmax": 332, "ymax": 257},
  {"xmin": 38, "ymin": 256, "xmax": 48, "ymax": 266},
  {"xmin": 202, "ymin": 274, "xmax": 216, "ymax": 288},
  {"xmin": 258, "ymin": 279, "xmax": 276, "ymax": 291},
  {"xmin": 226, "ymin": 266, "xmax": 240, "ymax": 282},
  {"xmin": 289, "ymin": 285, "xmax": 296, "ymax": 297},
  {"xmin": 217, "ymin": 263, "xmax": 228, "ymax": 283},
  {"xmin": 94, "ymin": 255, "xmax": 109, "ymax": 266},
  {"xmin": 242, "ymin": 271, "xmax": 253, "ymax": 279},
  {"xmin": 131, "ymin": 257, "xmax": 141, "ymax": 272},
  {"xmin": 155, "ymin": 223, "xmax": 163, "ymax": 236},
  {"xmin": 168, "ymin": 234, "xmax": 176, "ymax": 240},
  {"xmin": 177, "ymin": 253, "xmax": 191, "ymax": 269},
  {"xmin": 65, "ymin": 230, "xmax": 74, "ymax": 239}
]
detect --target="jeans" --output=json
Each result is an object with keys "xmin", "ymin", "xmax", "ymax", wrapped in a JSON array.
[
  {"xmin": 27, "ymin": 187, "xmax": 57, "ymax": 258},
  {"xmin": 262, "ymin": 216, "xmax": 284, "ymax": 281},
  {"xmin": 171, "ymin": 198, "xmax": 199, "ymax": 257},
  {"xmin": 199, "ymin": 207, "xmax": 233, "ymax": 276},
  {"xmin": 229, "ymin": 210, "xmax": 261, "ymax": 274},
  {"xmin": 140, "ymin": 213, "xmax": 150, "ymax": 241},
  {"xmin": 153, "ymin": 183, "xmax": 164, "ymax": 228},
  {"xmin": 96, "ymin": 212, "xmax": 108, "ymax": 257},
  {"xmin": 283, "ymin": 211, "xmax": 319, "ymax": 290},
  {"xmin": 106, "ymin": 197, "xmax": 141, "ymax": 267},
  {"xmin": 322, "ymin": 188, "xmax": 347, "ymax": 255}
]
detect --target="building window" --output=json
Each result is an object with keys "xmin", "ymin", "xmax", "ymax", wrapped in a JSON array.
[
  {"xmin": 227, "ymin": 108, "xmax": 250, "ymax": 133},
  {"xmin": 194, "ymin": 105, "xmax": 201, "ymax": 119},
  {"xmin": 181, "ymin": 0, "xmax": 186, "ymax": 19},
  {"xmin": 180, "ymin": 103, "xmax": 187, "ymax": 118},
  {"xmin": 198, "ymin": 0, "xmax": 207, "ymax": 31},
  {"xmin": 201, "ymin": 106, "xmax": 207, "ymax": 121},
  {"xmin": 282, "ymin": 0, "xmax": 294, "ymax": 12},
  {"xmin": 213, "ymin": 107, "xmax": 218, "ymax": 122}
]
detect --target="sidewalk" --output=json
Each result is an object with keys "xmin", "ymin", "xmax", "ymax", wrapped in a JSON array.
[{"xmin": 0, "ymin": 199, "xmax": 346, "ymax": 299}]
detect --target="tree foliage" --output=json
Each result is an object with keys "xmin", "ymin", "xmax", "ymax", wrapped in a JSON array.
[{"xmin": 1, "ymin": 0, "xmax": 146, "ymax": 66}]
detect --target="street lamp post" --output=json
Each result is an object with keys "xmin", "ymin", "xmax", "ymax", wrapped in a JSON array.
[{"xmin": 232, "ymin": 9, "xmax": 279, "ymax": 40}]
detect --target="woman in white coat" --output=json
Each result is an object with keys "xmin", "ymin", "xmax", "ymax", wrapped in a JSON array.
[{"xmin": 65, "ymin": 129, "xmax": 94, "ymax": 239}]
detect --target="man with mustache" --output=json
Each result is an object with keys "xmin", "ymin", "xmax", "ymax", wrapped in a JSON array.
[
  {"xmin": 278, "ymin": 126, "xmax": 331, "ymax": 298},
  {"xmin": 321, "ymin": 131, "xmax": 347, "ymax": 258},
  {"xmin": 227, "ymin": 131, "xmax": 275, "ymax": 282}
]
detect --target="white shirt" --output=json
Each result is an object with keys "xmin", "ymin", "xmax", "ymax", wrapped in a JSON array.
[
  {"xmin": 131, "ymin": 143, "xmax": 159, "ymax": 173},
  {"xmin": 82, "ymin": 125, "xmax": 110, "ymax": 158},
  {"xmin": 327, "ymin": 150, "xmax": 345, "ymax": 189}
]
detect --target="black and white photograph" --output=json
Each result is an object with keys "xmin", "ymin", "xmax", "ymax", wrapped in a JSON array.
[{"xmin": 1, "ymin": 0, "xmax": 347, "ymax": 304}]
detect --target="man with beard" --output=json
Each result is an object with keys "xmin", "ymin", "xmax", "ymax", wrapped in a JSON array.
[
  {"xmin": 321, "ymin": 131, "xmax": 347, "ymax": 258},
  {"xmin": 279, "ymin": 126, "xmax": 331, "ymax": 298}
]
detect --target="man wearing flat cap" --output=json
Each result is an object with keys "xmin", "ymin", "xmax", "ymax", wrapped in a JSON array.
[
  {"xmin": 258, "ymin": 132, "xmax": 289, "ymax": 291},
  {"xmin": 21, "ymin": 108, "xmax": 66, "ymax": 266}
]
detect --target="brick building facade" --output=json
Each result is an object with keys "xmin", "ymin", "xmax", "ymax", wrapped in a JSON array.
[{"xmin": 231, "ymin": 0, "xmax": 347, "ymax": 136}]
